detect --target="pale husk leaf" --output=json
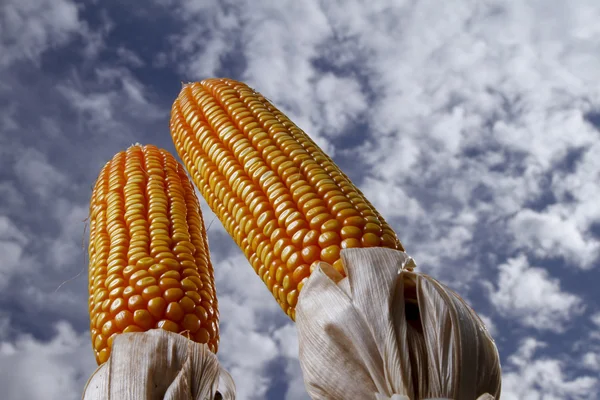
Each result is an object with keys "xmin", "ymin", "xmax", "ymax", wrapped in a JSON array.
[
  {"xmin": 82, "ymin": 329, "xmax": 235, "ymax": 400},
  {"xmin": 295, "ymin": 247, "xmax": 501, "ymax": 400}
]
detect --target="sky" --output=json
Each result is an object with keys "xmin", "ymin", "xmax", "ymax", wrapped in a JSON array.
[{"xmin": 0, "ymin": 0, "xmax": 599, "ymax": 399}]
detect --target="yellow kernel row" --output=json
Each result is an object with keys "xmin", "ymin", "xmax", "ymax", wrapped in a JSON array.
[
  {"xmin": 170, "ymin": 79, "xmax": 403, "ymax": 319},
  {"xmin": 88, "ymin": 144, "xmax": 218, "ymax": 364}
]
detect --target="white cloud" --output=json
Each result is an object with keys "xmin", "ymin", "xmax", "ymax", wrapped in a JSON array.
[
  {"xmin": 213, "ymin": 254, "xmax": 281, "ymax": 317},
  {"xmin": 218, "ymin": 312, "xmax": 278, "ymax": 400},
  {"xmin": 164, "ymin": 0, "xmax": 237, "ymax": 77},
  {"xmin": 502, "ymin": 338, "xmax": 599, "ymax": 400},
  {"xmin": 47, "ymin": 201, "xmax": 88, "ymax": 271},
  {"xmin": 548, "ymin": 141, "xmax": 600, "ymax": 264},
  {"xmin": 509, "ymin": 209, "xmax": 600, "ymax": 269},
  {"xmin": 0, "ymin": 102, "xmax": 18, "ymax": 131},
  {"xmin": 0, "ymin": 215, "xmax": 27, "ymax": 244},
  {"xmin": 318, "ymin": 0, "xmax": 600, "ymax": 277},
  {"xmin": 359, "ymin": 176, "xmax": 479, "ymax": 282},
  {"xmin": 272, "ymin": 324, "xmax": 310, "ymax": 400},
  {"xmin": 0, "ymin": 186, "xmax": 90, "ymax": 321},
  {"xmin": 167, "ymin": 0, "xmax": 337, "ymax": 157},
  {"xmin": 0, "ymin": 322, "xmax": 97, "ymax": 400},
  {"xmin": 57, "ymin": 66, "xmax": 166, "ymax": 137},
  {"xmin": 282, "ymin": 361, "xmax": 310, "ymax": 400},
  {"xmin": 116, "ymin": 47, "xmax": 145, "ymax": 68},
  {"xmin": 590, "ymin": 312, "xmax": 600, "ymax": 342},
  {"xmin": 361, "ymin": 177, "xmax": 426, "ymax": 220},
  {"xmin": 0, "ymin": 241, "xmax": 24, "ymax": 285},
  {"xmin": 272, "ymin": 324, "xmax": 299, "ymax": 361},
  {"xmin": 0, "ymin": 215, "xmax": 28, "ymax": 288},
  {"xmin": 592, "ymin": 313, "xmax": 600, "ymax": 328},
  {"xmin": 582, "ymin": 352, "xmax": 600, "ymax": 371},
  {"xmin": 239, "ymin": 1, "xmax": 330, "ymax": 111},
  {"xmin": 486, "ymin": 254, "xmax": 584, "ymax": 332},
  {"xmin": 0, "ymin": 0, "xmax": 81, "ymax": 66},
  {"xmin": 13, "ymin": 148, "xmax": 69, "ymax": 199},
  {"xmin": 212, "ymin": 254, "xmax": 283, "ymax": 400},
  {"xmin": 313, "ymin": 73, "xmax": 368, "ymax": 138}
]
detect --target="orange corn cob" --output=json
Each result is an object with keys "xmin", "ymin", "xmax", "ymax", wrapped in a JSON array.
[
  {"xmin": 170, "ymin": 79, "xmax": 403, "ymax": 320},
  {"xmin": 87, "ymin": 144, "xmax": 219, "ymax": 364}
]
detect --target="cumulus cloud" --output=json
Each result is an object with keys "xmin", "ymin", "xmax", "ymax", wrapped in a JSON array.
[
  {"xmin": 0, "ymin": 215, "xmax": 29, "ymax": 288},
  {"xmin": 510, "ymin": 208, "xmax": 600, "ymax": 269},
  {"xmin": 165, "ymin": 0, "xmax": 338, "ymax": 156},
  {"xmin": 502, "ymin": 338, "xmax": 599, "ymax": 400},
  {"xmin": 116, "ymin": 47, "xmax": 145, "ymax": 68},
  {"xmin": 212, "ymin": 253, "xmax": 284, "ymax": 399},
  {"xmin": 361, "ymin": 177, "xmax": 426, "ymax": 220},
  {"xmin": 582, "ymin": 352, "xmax": 600, "ymax": 371},
  {"xmin": 281, "ymin": 361, "xmax": 310, "ymax": 400},
  {"xmin": 0, "ymin": 321, "xmax": 97, "ymax": 400},
  {"xmin": 272, "ymin": 324, "xmax": 310, "ymax": 400},
  {"xmin": 57, "ymin": 66, "xmax": 167, "ymax": 138},
  {"xmin": 0, "ymin": 0, "xmax": 81, "ymax": 66},
  {"xmin": 592, "ymin": 313, "xmax": 600, "ymax": 327},
  {"xmin": 13, "ymin": 148, "xmax": 70, "ymax": 199},
  {"xmin": 316, "ymin": 0, "xmax": 600, "ymax": 278},
  {"xmin": 486, "ymin": 254, "xmax": 584, "ymax": 332},
  {"xmin": 313, "ymin": 73, "xmax": 368, "ymax": 138},
  {"xmin": 590, "ymin": 312, "xmax": 600, "ymax": 342},
  {"xmin": 47, "ymin": 202, "xmax": 89, "ymax": 271}
]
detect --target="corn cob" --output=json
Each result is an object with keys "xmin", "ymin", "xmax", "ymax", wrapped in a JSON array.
[
  {"xmin": 170, "ymin": 79, "xmax": 403, "ymax": 320},
  {"xmin": 87, "ymin": 144, "xmax": 219, "ymax": 364}
]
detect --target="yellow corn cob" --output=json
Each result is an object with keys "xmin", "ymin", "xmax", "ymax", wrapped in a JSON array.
[
  {"xmin": 87, "ymin": 143, "xmax": 219, "ymax": 364},
  {"xmin": 170, "ymin": 79, "xmax": 404, "ymax": 320}
]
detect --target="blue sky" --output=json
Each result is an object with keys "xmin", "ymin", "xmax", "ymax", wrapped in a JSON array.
[{"xmin": 1, "ymin": 0, "xmax": 600, "ymax": 399}]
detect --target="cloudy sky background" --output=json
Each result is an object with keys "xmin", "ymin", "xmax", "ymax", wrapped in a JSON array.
[{"xmin": 1, "ymin": 0, "xmax": 600, "ymax": 398}]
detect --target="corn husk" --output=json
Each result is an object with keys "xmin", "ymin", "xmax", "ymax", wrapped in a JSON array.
[
  {"xmin": 295, "ymin": 248, "xmax": 501, "ymax": 400},
  {"xmin": 82, "ymin": 329, "xmax": 235, "ymax": 400}
]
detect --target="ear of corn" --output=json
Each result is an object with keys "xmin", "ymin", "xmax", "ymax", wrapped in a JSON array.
[
  {"xmin": 170, "ymin": 79, "xmax": 403, "ymax": 320},
  {"xmin": 87, "ymin": 144, "xmax": 219, "ymax": 364}
]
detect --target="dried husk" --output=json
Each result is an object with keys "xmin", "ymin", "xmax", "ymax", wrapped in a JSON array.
[
  {"xmin": 295, "ymin": 248, "xmax": 501, "ymax": 400},
  {"xmin": 82, "ymin": 329, "xmax": 235, "ymax": 400}
]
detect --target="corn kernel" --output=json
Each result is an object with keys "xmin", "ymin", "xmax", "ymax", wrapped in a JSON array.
[
  {"xmin": 170, "ymin": 79, "xmax": 403, "ymax": 319},
  {"xmin": 88, "ymin": 144, "xmax": 220, "ymax": 364}
]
